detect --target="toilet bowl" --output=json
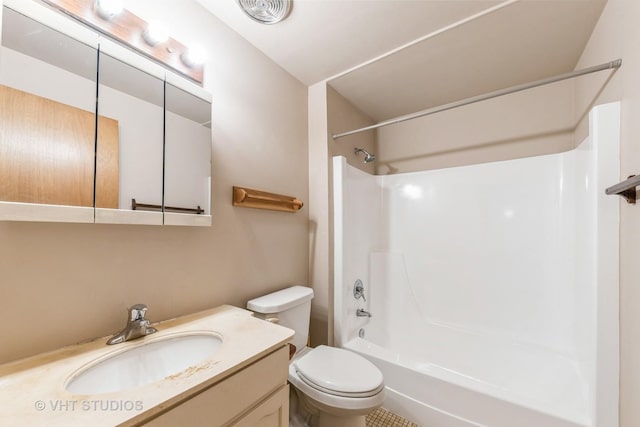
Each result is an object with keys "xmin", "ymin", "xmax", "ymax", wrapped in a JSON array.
[
  {"xmin": 289, "ymin": 345, "xmax": 384, "ymax": 427},
  {"xmin": 247, "ymin": 286, "xmax": 384, "ymax": 427}
]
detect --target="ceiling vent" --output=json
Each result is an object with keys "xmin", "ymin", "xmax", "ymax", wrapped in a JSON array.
[{"xmin": 237, "ymin": 0, "xmax": 291, "ymax": 25}]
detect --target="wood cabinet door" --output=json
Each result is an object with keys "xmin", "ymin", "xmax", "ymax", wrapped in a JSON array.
[{"xmin": 0, "ymin": 84, "xmax": 118, "ymax": 207}]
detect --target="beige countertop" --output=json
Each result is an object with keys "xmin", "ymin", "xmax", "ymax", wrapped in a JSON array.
[{"xmin": 0, "ymin": 305, "xmax": 294, "ymax": 426}]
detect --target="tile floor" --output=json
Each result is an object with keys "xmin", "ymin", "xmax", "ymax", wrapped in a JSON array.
[{"xmin": 365, "ymin": 407, "xmax": 420, "ymax": 427}]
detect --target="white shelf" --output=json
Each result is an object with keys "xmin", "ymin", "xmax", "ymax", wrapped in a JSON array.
[
  {"xmin": 164, "ymin": 212, "xmax": 212, "ymax": 227},
  {"xmin": 94, "ymin": 208, "xmax": 163, "ymax": 225},
  {"xmin": 0, "ymin": 201, "xmax": 94, "ymax": 223}
]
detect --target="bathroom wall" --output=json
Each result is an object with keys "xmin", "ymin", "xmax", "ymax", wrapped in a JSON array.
[
  {"xmin": 326, "ymin": 86, "xmax": 377, "ymax": 175},
  {"xmin": 308, "ymin": 82, "xmax": 330, "ymax": 347},
  {"xmin": 307, "ymin": 84, "xmax": 376, "ymax": 346},
  {"xmin": 375, "ymin": 80, "xmax": 576, "ymax": 174},
  {"xmin": 0, "ymin": 0, "xmax": 308, "ymax": 364},
  {"xmin": 572, "ymin": 1, "xmax": 640, "ymax": 426}
]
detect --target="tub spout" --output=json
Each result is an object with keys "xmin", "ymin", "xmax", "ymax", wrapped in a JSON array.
[{"xmin": 356, "ymin": 309, "xmax": 372, "ymax": 318}]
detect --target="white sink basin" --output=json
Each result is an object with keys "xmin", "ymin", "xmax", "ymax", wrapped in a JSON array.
[{"xmin": 66, "ymin": 332, "xmax": 222, "ymax": 395}]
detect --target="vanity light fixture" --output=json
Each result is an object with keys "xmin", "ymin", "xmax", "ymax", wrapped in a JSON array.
[
  {"xmin": 94, "ymin": 0, "xmax": 123, "ymax": 20},
  {"xmin": 42, "ymin": 0, "xmax": 205, "ymax": 84},
  {"xmin": 142, "ymin": 21, "xmax": 169, "ymax": 46}
]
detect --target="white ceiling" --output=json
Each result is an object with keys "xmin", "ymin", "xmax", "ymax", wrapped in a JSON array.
[
  {"xmin": 196, "ymin": 0, "xmax": 504, "ymax": 85},
  {"xmin": 197, "ymin": 0, "xmax": 607, "ymax": 121}
]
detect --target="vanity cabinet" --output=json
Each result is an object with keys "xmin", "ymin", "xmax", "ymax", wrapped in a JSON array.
[
  {"xmin": 0, "ymin": 305, "xmax": 294, "ymax": 427},
  {"xmin": 0, "ymin": 0, "xmax": 212, "ymax": 226},
  {"xmin": 142, "ymin": 345, "xmax": 289, "ymax": 427}
]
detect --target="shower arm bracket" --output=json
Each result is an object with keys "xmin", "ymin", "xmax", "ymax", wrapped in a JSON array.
[
  {"xmin": 605, "ymin": 174, "xmax": 640, "ymax": 204},
  {"xmin": 618, "ymin": 188, "xmax": 636, "ymax": 205}
]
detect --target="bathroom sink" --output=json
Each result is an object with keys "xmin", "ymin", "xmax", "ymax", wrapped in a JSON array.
[{"xmin": 66, "ymin": 332, "xmax": 222, "ymax": 395}]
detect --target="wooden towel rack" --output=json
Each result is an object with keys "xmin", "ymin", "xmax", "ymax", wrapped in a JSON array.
[{"xmin": 232, "ymin": 186, "xmax": 303, "ymax": 213}]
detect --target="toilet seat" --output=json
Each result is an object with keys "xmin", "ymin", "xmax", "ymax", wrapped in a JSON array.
[
  {"xmin": 296, "ymin": 371, "xmax": 384, "ymax": 398},
  {"xmin": 288, "ymin": 346, "xmax": 385, "ymax": 413},
  {"xmin": 293, "ymin": 345, "xmax": 384, "ymax": 397}
]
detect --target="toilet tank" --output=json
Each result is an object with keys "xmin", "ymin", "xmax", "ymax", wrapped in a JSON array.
[{"xmin": 247, "ymin": 286, "xmax": 314, "ymax": 352}]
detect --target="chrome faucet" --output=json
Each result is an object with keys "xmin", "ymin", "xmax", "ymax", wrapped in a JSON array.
[
  {"xmin": 356, "ymin": 309, "xmax": 372, "ymax": 318},
  {"xmin": 107, "ymin": 304, "xmax": 157, "ymax": 345},
  {"xmin": 353, "ymin": 279, "xmax": 366, "ymax": 301}
]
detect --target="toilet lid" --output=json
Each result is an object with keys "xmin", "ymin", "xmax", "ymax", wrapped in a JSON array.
[{"xmin": 293, "ymin": 345, "xmax": 383, "ymax": 396}]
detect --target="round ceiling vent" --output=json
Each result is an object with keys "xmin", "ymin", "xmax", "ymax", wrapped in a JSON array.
[{"xmin": 237, "ymin": 0, "xmax": 292, "ymax": 25}]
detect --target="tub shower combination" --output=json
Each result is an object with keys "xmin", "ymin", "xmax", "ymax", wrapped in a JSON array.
[{"xmin": 333, "ymin": 103, "xmax": 620, "ymax": 427}]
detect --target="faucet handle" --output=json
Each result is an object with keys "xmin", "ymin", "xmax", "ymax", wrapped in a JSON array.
[
  {"xmin": 128, "ymin": 304, "xmax": 149, "ymax": 321},
  {"xmin": 353, "ymin": 279, "xmax": 366, "ymax": 302}
]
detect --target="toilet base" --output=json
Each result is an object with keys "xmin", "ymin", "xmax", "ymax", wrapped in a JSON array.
[
  {"xmin": 290, "ymin": 382, "xmax": 379, "ymax": 427},
  {"xmin": 318, "ymin": 412, "xmax": 366, "ymax": 427}
]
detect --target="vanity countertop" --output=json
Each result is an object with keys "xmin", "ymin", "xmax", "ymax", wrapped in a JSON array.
[{"xmin": 0, "ymin": 305, "xmax": 294, "ymax": 426}]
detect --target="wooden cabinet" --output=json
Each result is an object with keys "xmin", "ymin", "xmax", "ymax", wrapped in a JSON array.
[
  {"xmin": 0, "ymin": 84, "xmax": 104, "ymax": 208},
  {"xmin": 142, "ymin": 345, "xmax": 289, "ymax": 427}
]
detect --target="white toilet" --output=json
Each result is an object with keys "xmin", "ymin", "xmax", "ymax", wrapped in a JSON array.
[{"xmin": 247, "ymin": 285, "xmax": 384, "ymax": 427}]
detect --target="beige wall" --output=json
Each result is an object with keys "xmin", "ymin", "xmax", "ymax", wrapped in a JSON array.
[
  {"xmin": 307, "ymin": 84, "xmax": 376, "ymax": 347},
  {"xmin": 574, "ymin": 1, "xmax": 640, "ymax": 426},
  {"xmin": 0, "ymin": 0, "xmax": 308, "ymax": 364},
  {"xmin": 327, "ymin": 85, "xmax": 377, "ymax": 175},
  {"xmin": 308, "ymin": 82, "xmax": 330, "ymax": 347},
  {"xmin": 375, "ymin": 81, "xmax": 576, "ymax": 173}
]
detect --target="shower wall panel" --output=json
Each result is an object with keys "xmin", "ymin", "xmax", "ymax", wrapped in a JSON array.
[{"xmin": 333, "ymin": 102, "xmax": 620, "ymax": 427}]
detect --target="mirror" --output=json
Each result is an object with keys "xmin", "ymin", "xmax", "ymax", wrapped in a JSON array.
[
  {"xmin": 0, "ymin": 4, "xmax": 212, "ymax": 225},
  {"xmin": 0, "ymin": 7, "xmax": 97, "ymax": 213},
  {"xmin": 94, "ymin": 48, "xmax": 164, "ymax": 225},
  {"xmin": 164, "ymin": 82, "xmax": 212, "ymax": 225}
]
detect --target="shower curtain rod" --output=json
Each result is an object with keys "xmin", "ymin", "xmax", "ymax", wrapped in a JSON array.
[{"xmin": 332, "ymin": 59, "xmax": 622, "ymax": 140}]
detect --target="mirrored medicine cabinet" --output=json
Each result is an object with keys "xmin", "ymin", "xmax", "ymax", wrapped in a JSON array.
[{"xmin": 0, "ymin": 2, "xmax": 212, "ymax": 226}]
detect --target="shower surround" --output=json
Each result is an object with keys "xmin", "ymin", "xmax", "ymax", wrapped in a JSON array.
[{"xmin": 333, "ymin": 103, "xmax": 620, "ymax": 427}]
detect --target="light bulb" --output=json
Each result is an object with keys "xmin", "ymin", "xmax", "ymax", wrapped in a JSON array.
[
  {"xmin": 181, "ymin": 45, "xmax": 206, "ymax": 67},
  {"xmin": 95, "ymin": 0, "xmax": 124, "ymax": 19},
  {"xmin": 142, "ymin": 22, "xmax": 169, "ymax": 46}
]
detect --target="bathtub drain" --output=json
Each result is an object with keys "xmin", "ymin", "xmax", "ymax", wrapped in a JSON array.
[{"xmin": 359, "ymin": 328, "xmax": 365, "ymax": 338}]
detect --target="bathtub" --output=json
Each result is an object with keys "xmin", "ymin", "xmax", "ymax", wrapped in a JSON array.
[
  {"xmin": 332, "ymin": 103, "xmax": 620, "ymax": 427},
  {"xmin": 344, "ymin": 331, "xmax": 587, "ymax": 427}
]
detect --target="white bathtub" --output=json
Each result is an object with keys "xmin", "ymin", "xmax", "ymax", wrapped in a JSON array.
[
  {"xmin": 344, "ymin": 330, "xmax": 588, "ymax": 427},
  {"xmin": 332, "ymin": 103, "xmax": 620, "ymax": 427}
]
